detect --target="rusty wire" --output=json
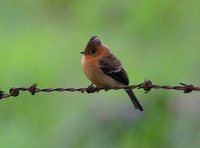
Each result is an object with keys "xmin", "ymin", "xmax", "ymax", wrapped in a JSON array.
[{"xmin": 0, "ymin": 80, "xmax": 200, "ymax": 100}]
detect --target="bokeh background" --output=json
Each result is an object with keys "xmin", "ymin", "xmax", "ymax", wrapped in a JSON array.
[{"xmin": 1, "ymin": 0, "xmax": 200, "ymax": 147}]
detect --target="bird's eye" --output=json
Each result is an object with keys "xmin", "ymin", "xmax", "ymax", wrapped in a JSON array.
[{"xmin": 91, "ymin": 48, "xmax": 96, "ymax": 54}]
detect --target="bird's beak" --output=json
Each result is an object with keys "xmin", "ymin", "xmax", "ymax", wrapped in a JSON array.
[{"xmin": 80, "ymin": 51, "xmax": 85, "ymax": 54}]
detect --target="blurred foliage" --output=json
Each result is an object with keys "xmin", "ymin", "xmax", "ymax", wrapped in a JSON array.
[{"xmin": 0, "ymin": 0, "xmax": 200, "ymax": 148}]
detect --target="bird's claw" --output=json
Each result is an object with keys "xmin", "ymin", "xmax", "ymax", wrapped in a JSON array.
[
  {"xmin": 104, "ymin": 87, "xmax": 111, "ymax": 92},
  {"xmin": 86, "ymin": 84, "xmax": 98, "ymax": 93}
]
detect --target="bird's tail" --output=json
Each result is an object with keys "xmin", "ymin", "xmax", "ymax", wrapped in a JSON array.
[{"xmin": 125, "ymin": 89, "xmax": 143, "ymax": 111}]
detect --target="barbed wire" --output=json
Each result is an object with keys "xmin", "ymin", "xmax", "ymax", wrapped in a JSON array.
[{"xmin": 0, "ymin": 80, "xmax": 200, "ymax": 100}]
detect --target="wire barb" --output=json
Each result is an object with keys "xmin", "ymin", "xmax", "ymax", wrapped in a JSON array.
[
  {"xmin": 138, "ymin": 79, "xmax": 153, "ymax": 93},
  {"xmin": 0, "ymin": 80, "xmax": 200, "ymax": 100}
]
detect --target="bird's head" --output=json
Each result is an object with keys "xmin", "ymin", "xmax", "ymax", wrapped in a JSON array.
[{"xmin": 81, "ymin": 36, "xmax": 109, "ymax": 58}]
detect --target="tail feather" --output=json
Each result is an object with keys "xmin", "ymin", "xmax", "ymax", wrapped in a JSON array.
[{"xmin": 125, "ymin": 89, "xmax": 143, "ymax": 111}]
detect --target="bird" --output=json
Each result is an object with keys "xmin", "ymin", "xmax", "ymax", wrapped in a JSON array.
[{"xmin": 81, "ymin": 36, "xmax": 143, "ymax": 111}]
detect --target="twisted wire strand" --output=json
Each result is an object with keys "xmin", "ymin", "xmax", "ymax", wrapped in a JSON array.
[{"xmin": 0, "ymin": 80, "xmax": 199, "ymax": 100}]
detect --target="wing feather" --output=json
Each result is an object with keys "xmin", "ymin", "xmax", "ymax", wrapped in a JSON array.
[{"xmin": 99, "ymin": 54, "xmax": 129, "ymax": 85}]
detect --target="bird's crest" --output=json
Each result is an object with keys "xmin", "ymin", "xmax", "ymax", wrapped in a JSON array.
[{"xmin": 86, "ymin": 35, "xmax": 102, "ymax": 49}]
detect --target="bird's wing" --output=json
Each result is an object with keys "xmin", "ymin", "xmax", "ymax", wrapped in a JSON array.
[{"xmin": 99, "ymin": 54, "xmax": 129, "ymax": 85}]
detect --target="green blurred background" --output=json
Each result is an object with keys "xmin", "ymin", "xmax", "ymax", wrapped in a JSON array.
[{"xmin": 0, "ymin": 0, "xmax": 200, "ymax": 147}]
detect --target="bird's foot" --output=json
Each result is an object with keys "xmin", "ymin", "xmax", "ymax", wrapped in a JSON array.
[
  {"xmin": 104, "ymin": 87, "xmax": 111, "ymax": 92},
  {"xmin": 86, "ymin": 84, "xmax": 98, "ymax": 93}
]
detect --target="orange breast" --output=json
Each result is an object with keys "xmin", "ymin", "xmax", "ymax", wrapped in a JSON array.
[{"xmin": 81, "ymin": 55, "xmax": 124, "ymax": 87}]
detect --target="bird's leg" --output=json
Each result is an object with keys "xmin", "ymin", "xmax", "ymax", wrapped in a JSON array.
[{"xmin": 90, "ymin": 83, "xmax": 94, "ymax": 86}]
